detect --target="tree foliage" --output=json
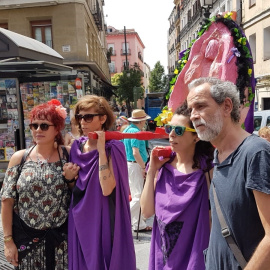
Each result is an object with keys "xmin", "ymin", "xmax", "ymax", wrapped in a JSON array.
[
  {"xmin": 149, "ymin": 61, "xmax": 166, "ymax": 92},
  {"xmin": 116, "ymin": 63, "xmax": 144, "ymax": 103}
]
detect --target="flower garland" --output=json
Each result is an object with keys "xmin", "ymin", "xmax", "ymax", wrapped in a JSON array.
[
  {"xmin": 155, "ymin": 12, "xmax": 254, "ymax": 126},
  {"xmin": 48, "ymin": 99, "xmax": 67, "ymax": 119}
]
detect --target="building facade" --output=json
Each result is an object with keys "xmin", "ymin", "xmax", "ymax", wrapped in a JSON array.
[
  {"xmin": 106, "ymin": 26, "xmax": 145, "ymax": 76},
  {"xmin": 233, "ymin": 0, "xmax": 270, "ymax": 111},
  {"xmin": 0, "ymin": 0, "xmax": 113, "ymax": 97},
  {"xmin": 168, "ymin": 6, "xmax": 177, "ymax": 74},
  {"xmin": 168, "ymin": 0, "xmax": 234, "ymax": 75}
]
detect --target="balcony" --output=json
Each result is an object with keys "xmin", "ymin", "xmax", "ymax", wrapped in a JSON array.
[
  {"xmin": 121, "ymin": 49, "xmax": 131, "ymax": 55},
  {"xmin": 108, "ymin": 49, "xmax": 116, "ymax": 56},
  {"xmin": 138, "ymin": 52, "xmax": 143, "ymax": 62},
  {"xmin": 179, "ymin": 24, "xmax": 189, "ymax": 40},
  {"xmin": 90, "ymin": 0, "xmax": 103, "ymax": 31},
  {"xmin": 169, "ymin": 44, "xmax": 175, "ymax": 55},
  {"xmin": 169, "ymin": 24, "xmax": 175, "ymax": 35},
  {"xmin": 109, "ymin": 67, "xmax": 117, "ymax": 73},
  {"xmin": 191, "ymin": 8, "xmax": 200, "ymax": 21}
]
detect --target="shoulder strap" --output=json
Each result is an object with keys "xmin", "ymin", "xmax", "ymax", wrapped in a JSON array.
[
  {"xmin": 212, "ymin": 183, "xmax": 247, "ymax": 269},
  {"xmin": 16, "ymin": 146, "xmax": 35, "ymax": 182},
  {"xmin": 61, "ymin": 146, "xmax": 69, "ymax": 161},
  {"xmin": 15, "ymin": 146, "xmax": 35, "ymax": 203},
  {"xmin": 207, "ymin": 170, "xmax": 211, "ymax": 184}
]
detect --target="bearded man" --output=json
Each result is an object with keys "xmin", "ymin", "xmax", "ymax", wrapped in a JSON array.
[{"xmin": 187, "ymin": 77, "xmax": 270, "ymax": 270}]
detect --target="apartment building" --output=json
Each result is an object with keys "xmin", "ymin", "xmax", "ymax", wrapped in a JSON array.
[
  {"xmin": 169, "ymin": 0, "xmax": 234, "ymax": 75},
  {"xmin": 168, "ymin": 6, "xmax": 177, "ymax": 74},
  {"xmin": 233, "ymin": 0, "xmax": 270, "ymax": 110},
  {"xmin": 0, "ymin": 0, "xmax": 113, "ymax": 97},
  {"xmin": 106, "ymin": 26, "xmax": 145, "ymax": 77}
]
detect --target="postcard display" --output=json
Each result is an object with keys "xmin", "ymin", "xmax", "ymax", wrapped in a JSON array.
[
  {"xmin": 0, "ymin": 79, "xmax": 18, "ymax": 169},
  {"xmin": 20, "ymin": 80, "xmax": 79, "ymax": 149}
]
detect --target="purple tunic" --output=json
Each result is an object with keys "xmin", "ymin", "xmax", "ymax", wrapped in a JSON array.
[
  {"xmin": 68, "ymin": 137, "xmax": 136, "ymax": 270},
  {"xmin": 149, "ymin": 156, "xmax": 210, "ymax": 270}
]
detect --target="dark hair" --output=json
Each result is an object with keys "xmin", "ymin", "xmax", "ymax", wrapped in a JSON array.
[
  {"xmin": 175, "ymin": 101, "xmax": 214, "ymax": 171},
  {"xmin": 30, "ymin": 103, "xmax": 65, "ymax": 145},
  {"xmin": 74, "ymin": 95, "xmax": 115, "ymax": 135}
]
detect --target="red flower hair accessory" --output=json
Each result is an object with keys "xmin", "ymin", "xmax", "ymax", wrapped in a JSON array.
[
  {"xmin": 48, "ymin": 99, "xmax": 61, "ymax": 106},
  {"xmin": 48, "ymin": 99, "xmax": 67, "ymax": 119}
]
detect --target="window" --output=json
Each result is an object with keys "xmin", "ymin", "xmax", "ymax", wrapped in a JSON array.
[
  {"xmin": 121, "ymin": 43, "xmax": 130, "ymax": 55},
  {"xmin": 0, "ymin": 23, "xmax": 8, "ymax": 29},
  {"xmin": 249, "ymin": 33, "xmax": 256, "ymax": 63},
  {"xmin": 263, "ymin": 98, "xmax": 270, "ymax": 110},
  {"xmin": 109, "ymin": 61, "xmax": 116, "ymax": 73},
  {"xmin": 188, "ymin": 10, "xmax": 191, "ymax": 22},
  {"xmin": 31, "ymin": 20, "xmax": 52, "ymax": 48},
  {"xmin": 220, "ymin": 5, "xmax": 225, "ymax": 12},
  {"xmin": 254, "ymin": 116, "xmax": 262, "ymax": 131},
  {"xmin": 123, "ymin": 61, "xmax": 129, "ymax": 68},
  {"xmin": 249, "ymin": 0, "xmax": 256, "ymax": 7},
  {"xmin": 122, "ymin": 42, "xmax": 129, "ymax": 52},
  {"xmin": 108, "ymin": 44, "xmax": 115, "ymax": 55},
  {"xmin": 264, "ymin": 27, "xmax": 270, "ymax": 60}
]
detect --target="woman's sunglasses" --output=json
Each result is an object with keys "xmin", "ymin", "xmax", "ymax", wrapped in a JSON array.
[
  {"xmin": 75, "ymin": 113, "xmax": 103, "ymax": 123},
  {"xmin": 164, "ymin": 124, "xmax": 196, "ymax": 136},
  {"xmin": 29, "ymin": 123, "xmax": 55, "ymax": 131}
]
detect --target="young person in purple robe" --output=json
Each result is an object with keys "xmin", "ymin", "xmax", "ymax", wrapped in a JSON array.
[
  {"xmin": 141, "ymin": 101, "xmax": 214, "ymax": 270},
  {"xmin": 66, "ymin": 95, "xmax": 136, "ymax": 270}
]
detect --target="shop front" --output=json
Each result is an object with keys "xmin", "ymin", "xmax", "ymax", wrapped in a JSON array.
[{"xmin": 0, "ymin": 28, "xmax": 83, "ymax": 179}]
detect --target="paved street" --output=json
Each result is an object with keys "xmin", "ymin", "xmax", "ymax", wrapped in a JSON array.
[{"xmin": 0, "ymin": 207, "xmax": 154, "ymax": 270}]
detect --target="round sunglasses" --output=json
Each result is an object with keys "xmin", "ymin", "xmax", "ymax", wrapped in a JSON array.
[
  {"xmin": 29, "ymin": 123, "xmax": 55, "ymax": 131},
  {"xmin": 164, "ymin": 124, "xmax": 196, "ymax": 136},
  {"xmin": 75, "ymin": 113, "xmax": 103, "ymax": 123}
]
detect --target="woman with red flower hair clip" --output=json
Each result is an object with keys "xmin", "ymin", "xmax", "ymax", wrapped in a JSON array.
[{"xmin": 0, "ymin": 99, "xmax": 79, "ymax": 269}]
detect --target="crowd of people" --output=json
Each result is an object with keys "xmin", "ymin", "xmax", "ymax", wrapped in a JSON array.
[{"xmin": 1, "ymin": 77, "xmax": 270, "ymax": 270}]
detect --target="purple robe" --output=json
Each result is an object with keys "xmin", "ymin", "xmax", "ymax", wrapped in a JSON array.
[
  {"xmin": 68, "ymin": 137, "xmax": 136, "ymax": 270},
  {"xmin": 149, "ymin": 155, "xmax": 210, "ymax": 270}
]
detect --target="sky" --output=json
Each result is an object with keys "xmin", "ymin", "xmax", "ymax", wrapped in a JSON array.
[{"xmin": 103, "ymin": 0, "xmax": 175, "ymax": 73}]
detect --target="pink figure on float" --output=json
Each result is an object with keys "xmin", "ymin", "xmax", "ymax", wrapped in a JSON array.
[{"xmin": 165, "ymin": 12, "xmax": 255, "ymax": 133}]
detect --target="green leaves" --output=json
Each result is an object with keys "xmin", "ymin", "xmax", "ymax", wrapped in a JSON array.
[{"xmin": 149, "ymin": 61, "xmax": 166, "ymax": 92}]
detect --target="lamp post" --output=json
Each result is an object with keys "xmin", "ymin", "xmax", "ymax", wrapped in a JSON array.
[
  {"xmin": 200, "ymin": 0, "xmax": 213, "ymax": 18},
  {"xmin": 124, "ymin": 26, "xmax": 131, "ymax": 116},
  {"xmin": 124, "ymin": 26, "xmax": 129, "ymax": 71}
]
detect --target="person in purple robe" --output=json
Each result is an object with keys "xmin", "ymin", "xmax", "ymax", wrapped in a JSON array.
[
  {"xmin": 141, "ymin": 101, "xmax": 214, "ymax": 270},
  {"xmin": 66, "ymin": 95, "xmax": 136, "ymax": 270}
]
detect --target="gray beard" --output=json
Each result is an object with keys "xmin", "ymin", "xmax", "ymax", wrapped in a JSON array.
[{"xmin": 195, "ymin": 111, "xmax": 223, "ymax": 142}]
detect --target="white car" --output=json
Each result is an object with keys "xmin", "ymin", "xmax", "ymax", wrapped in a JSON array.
[{"xmin": 253, "ymin": 110, "xmax": 270, "ymax": 135}]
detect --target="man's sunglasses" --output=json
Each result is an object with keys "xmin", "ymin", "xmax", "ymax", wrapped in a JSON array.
[
  {"xmin": 164, "ymin": 124, "xmax": 196, "ymax": 136},
  {"xmin": 75, "ymin": 113, "xmax": 103, "ymax": 123},
  {"xmin": 29, "ymin": 123, "xmax": 55, "ymax": 131}
]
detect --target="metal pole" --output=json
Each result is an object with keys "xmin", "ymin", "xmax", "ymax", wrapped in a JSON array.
[
  {"xmin": 124, "ymin": 26, "xmax": 128, "ymax": 70},
  {"xmin": 136, "ymin": 176, "xmax": 146, "ymax": 240}
]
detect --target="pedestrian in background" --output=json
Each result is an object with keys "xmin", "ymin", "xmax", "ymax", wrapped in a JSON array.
[
  {"xmin": 187, "ymin": 77, "xmax": 270, "ymax": 269},
  {"xmin": 141, "ymin": 102, "xmax": 214, "ymax": 269},
  {"xmin": 67, "ymin": 95, "xmax": 136, "ymax": 270},
  {"xmin": 1, "ymin": 99, "xmax": 79, "ymax": 269},
  {"xmin": 122, "ymin": 109, "xmax": 152, "ymax": 232},
  {"xmin": 64, "ymin": 116, "xmax": 80, "ymax": 146},
  {"xmin": 258, "ymin": 126, "xmax": 270, "ymax": 142},
  {"xmin": 119, "ymin": 105, "xmax": 127, "ymax": 117}
]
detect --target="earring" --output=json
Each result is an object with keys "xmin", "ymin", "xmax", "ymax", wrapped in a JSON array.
[{"xmin": 54, "ymin": 139, "xmax": 58, "ymax": 149}]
